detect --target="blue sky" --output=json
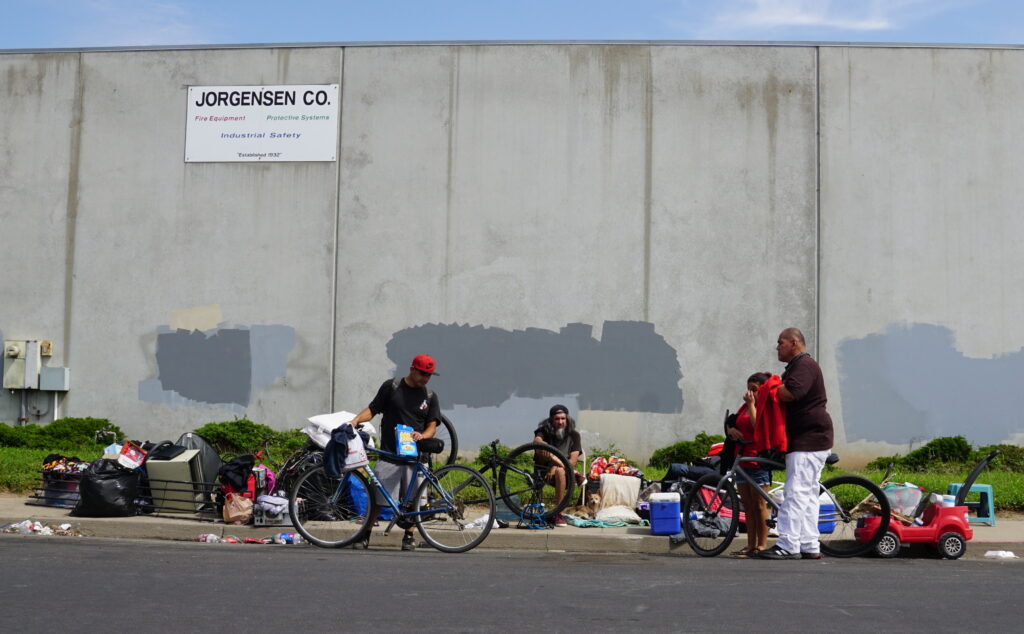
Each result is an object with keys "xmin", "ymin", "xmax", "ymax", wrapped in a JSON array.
[{"xmin": 3, "ymin": 1, "xmax": 1022, "ymax": 50}]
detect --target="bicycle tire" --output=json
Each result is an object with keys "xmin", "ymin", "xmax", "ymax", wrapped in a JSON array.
[
  {"xmin": 497, "ymin": 442, "xmax": 575, "ymax": 519},
  {"xmin": 818, "ymin": 475, "xmax": 891, "ymax": 558},
  {"xmin": 289, "ymin": 465, "xmax": 376, "ymax": 548},
  {"xmin": 682, "ymin": 473, "xmax": 740, "ymax": 557},
  {"xmin": 415, "ymin": 465, "xmax": 495, "ymax": 553},
  {"xmin": 433, "ymin": 414, "xmax": 459, "ymax": 466}
]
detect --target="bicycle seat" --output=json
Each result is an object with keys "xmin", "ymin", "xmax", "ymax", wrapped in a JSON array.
[
  {"xmin": 417, "ymin": 438, "xmax": 445, "ymax": 455},
  {"xmin": 826, "ymin": 453, "xmax": 839, "ymax": 465}
]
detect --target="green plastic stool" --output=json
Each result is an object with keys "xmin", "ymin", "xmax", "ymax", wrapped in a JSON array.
[{"xmin": 947, "ymin": 483, "xmax": 995, "ymax": 526}]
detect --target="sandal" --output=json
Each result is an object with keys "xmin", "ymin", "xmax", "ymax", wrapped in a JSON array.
[{"xmin": 731, "ymin": 547, "xmax": 759, "ymax": 558}]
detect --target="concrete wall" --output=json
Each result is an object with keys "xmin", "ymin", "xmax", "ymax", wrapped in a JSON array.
[
  {"xmin": 1, "ymin": 43, "xmax": 1021, "ymax": 462},
  {"xmin": 818, "ymin": 47, "xmax": 1024, "ymax": 459}
]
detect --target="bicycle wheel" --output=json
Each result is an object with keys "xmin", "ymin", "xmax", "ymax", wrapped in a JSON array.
[
  {"xmin": 497, "ymin": 442, "xmax": 574, "ymax": 519},
  {"xmin": 818, "ymin": 475, "xmax": 891, "ymax": 558},
  {"xmin": 432, "ymin": 414, "xmax": 459, "ymax": 466},
  {"xmin": 682, "ymin": 473, "xmax": 740, "ymax": 557},
  {"xmin": 415, "ymin": 465, "xmax": 495, "ymax": 553},
  {"xmin": 289, "ymin": 465, "xmax": 376, "ymax": 548}
]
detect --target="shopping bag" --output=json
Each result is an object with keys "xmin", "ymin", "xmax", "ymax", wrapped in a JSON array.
[
  {"xmin": 344, "ymin": 427, "xmax": 369, "ymax": 469},
  {"xmin": 223, "ymin": 492, "xmax": 253, "ymax": 524}
]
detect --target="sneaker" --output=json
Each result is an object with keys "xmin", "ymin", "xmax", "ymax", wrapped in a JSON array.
[
  {"xmin": 756, "ymin": 545, "xmax": 801, "ymax": 560},
  {"xmin": 553, "ymin": 514, "xmax": 568, "ymax": 526},
  {"xmin": 401, "ymin": 532, "xmax": 417, "ymax": 551},
  {"xmin": 801, "ymin": 551, "xmax": 822, "ymax": 560}
]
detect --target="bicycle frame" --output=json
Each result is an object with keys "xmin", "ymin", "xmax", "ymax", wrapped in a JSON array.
[
  {"xmin": 340, "ymin": 447, "xmax": 461, "ymax": 534},
  {"xmin": 475, "ymin": 440, "xmax": 534, "ymax": 494},
  {"xmin": 704, "ymin": 456, "xmax": 847, "ymax": 523}
]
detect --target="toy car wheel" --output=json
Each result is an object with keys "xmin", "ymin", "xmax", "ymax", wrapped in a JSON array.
[
  {"xmin": 875, "ymin": 531, "xmax": 901, "ymax": 558},
  {"xmin": 938, "ymin": 532, "xmax": 966, "ymax": 559}
]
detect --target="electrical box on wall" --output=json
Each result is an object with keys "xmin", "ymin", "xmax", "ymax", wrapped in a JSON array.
[
  {"xmin": 39, "ymin": 367, "xmax": 70, "ymax": 391},
  {"xmin": 4, "ymin": 340, "xmax": 41, "ymax": 389}
]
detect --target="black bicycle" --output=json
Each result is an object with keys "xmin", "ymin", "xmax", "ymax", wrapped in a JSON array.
[
  {"xmin": 466, "ymin": 439, "xmax": 576, "ymax": 520},
  {"xmin": 682, "ymin": 452, "xmax": 891, "ymax": 558}
]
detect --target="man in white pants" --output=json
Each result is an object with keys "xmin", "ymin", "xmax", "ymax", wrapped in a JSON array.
[{"xmin": 759, "ymin": 328, "xmax": 834, "ymax": 560}]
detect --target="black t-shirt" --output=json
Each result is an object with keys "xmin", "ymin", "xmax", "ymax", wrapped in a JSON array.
[
  {"xmin": 781, "ymin": 353, "xmax": 834, "ymax": 452},
  {"xmin": 368, "ymin": 379, "xmax": 441, "ymax": 454},
  {"xmin": 533, "ymin": 426, "xmax": 582, "ymax": 459}
]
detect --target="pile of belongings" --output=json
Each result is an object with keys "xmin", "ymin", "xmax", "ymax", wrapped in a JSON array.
[
  {"xmin": 42, "ymin": 454, "xmax": 91, "ymax": 474},
  {"xmin": 588, "ymin": 456, "xmax": 643, "ymax": 480}
]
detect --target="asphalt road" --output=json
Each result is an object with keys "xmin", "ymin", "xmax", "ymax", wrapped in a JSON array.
[{"xmin": 2, "ymin": 535, "xmax": 1021, "ymax": 633}]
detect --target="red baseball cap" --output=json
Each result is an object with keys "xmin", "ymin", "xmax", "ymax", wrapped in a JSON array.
[{"xmin": 411, "ymin": 354, "xmax": 439, "ymax": 375}]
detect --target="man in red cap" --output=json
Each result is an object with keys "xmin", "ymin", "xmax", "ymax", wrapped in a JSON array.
[{"xmin": 348, "ymin": 354, "xmax": 441, "ymax": 550}]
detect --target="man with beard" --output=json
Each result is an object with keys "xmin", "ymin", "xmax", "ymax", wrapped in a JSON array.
[{"xmin": 533, "ymin": 404, "xmax": 583, "ymax": 526}]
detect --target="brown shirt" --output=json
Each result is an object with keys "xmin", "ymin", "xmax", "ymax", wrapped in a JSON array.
[{"xmin": 782, "ymin": 353, "xmax": 834, "ymax": 452}]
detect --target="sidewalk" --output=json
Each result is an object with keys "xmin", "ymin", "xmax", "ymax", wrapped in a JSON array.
[{"xmin": 2, "ymin": 493, "xmax": 1022, "ymax": 559}]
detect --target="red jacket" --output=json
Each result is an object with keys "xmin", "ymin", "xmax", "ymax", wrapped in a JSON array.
[{"xmin": 753, "ymin": 375, "xmax": 788, "ymax": 454}]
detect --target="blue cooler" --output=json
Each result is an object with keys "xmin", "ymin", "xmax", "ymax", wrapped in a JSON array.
[
  {"xmin": 818, "ymin": 503, "xmax": 836, "ymax": 534},
  {"xmin": 650, "ymin": 492, "xmax": 682, "ymax": 535}
]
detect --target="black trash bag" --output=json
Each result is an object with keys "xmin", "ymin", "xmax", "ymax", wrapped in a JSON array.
[
  {"xmin": 218, "ymin": 454, "xmax": 255, "ymax": 491},
  {"xmin": 73, "ymin": 459, "xmax": 140, "ymax": 517}
]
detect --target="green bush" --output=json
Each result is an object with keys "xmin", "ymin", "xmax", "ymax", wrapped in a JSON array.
[
  {"xmin": 0, "ymin": 417, "xmax": 122, "ymax": 450},
  {"xmin": 192, "ymin": 419, "xmax": 308, "ymax": 461},
  {"xmin": 976, "ymin": 444, "xmax": 1024, "ymax": 472},
  {"xmin": 193, "ymin": 419, "xmax": 278, "ymax": 458},
  {"xmin": 649, "ymin": 432, "xmax": 724, "ymax": 469},
  {"xmin": 865, "ymin": 436, "xmax": 1024, "ymax": 475},
  {"xmin": 867, "ymin": 435, "xmax": 976, "ymax": 472}
]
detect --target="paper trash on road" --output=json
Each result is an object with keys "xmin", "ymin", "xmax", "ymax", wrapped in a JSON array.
[{"xmin": 984, "ymin": 550, "xmax": 1019, "ymax": 559}]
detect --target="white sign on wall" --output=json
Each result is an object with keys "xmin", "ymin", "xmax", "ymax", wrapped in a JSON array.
[{"xmin": 185, "ymin": 84, "xmax": 339, "ymax": 162}]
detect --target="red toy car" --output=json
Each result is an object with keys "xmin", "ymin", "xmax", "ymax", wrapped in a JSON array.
[
  {"xmin": 856, "ymin": 449, "xmax": 999, "ymax": 559},
  {"xmin": 857, "ymin": 504, "xmax": 973, "ymax": 559}
]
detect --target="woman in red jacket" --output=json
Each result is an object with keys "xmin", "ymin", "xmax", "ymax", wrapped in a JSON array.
[{"xmin": 726, "ymin": 372, "xmax": 787, "ymax": 557}]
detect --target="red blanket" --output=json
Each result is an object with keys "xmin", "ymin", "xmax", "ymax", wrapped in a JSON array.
[{"xmin": 753, "ymin": 375, "xmax": 788, "ymax": 453}]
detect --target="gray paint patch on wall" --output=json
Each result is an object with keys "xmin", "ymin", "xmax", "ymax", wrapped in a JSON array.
[
  {"xmin": 837, "ymin": 323, "xmax": 1023, "ymax": 444},
  {"xmin": 155, "ymin": 328, "xmax": 252, "ymax": 406},
  {"xmin": 386, "ymin": 321, "xmax": 683, "ymax": 413},
  {"xmin": 139, "ymin": 324, "xmax": 295, "ymax": 408},
  {"xmin": 250, "ymin": 325, "xmax": 295, "ymax": 389}
]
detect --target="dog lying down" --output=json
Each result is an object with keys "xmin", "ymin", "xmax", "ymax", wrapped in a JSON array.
[{"xmin": 562, "ymin": 493, "xmax": 601, "ymax": 519}]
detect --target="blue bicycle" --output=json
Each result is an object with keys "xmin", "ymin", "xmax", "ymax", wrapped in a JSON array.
[{"xmin": 288, "ymin": 439, "xmax": 496, "ymax": 553}]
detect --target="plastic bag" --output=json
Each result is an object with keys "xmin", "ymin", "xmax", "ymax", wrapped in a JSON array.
[
  {"xmin": 884, "ymin": 484, "xmax": 924, "ymax": 517},
  {"xmin": 223, "ymin": 492, "xmax": 253, "ymax": 524},
  {"xmin": 73, "ymin": 459, "xmax": 140, "ymax": 517}
]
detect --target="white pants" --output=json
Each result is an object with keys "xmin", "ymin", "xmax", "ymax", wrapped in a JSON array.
[{"xmin": 776, "ymin": 449, "xmax": 830, "ymax": 554}]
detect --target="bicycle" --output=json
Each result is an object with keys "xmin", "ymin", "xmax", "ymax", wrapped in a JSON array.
[
  {"xmin": 271, "ymin": 413, "xmax": 459, "ymax": 493},
  {"xmin": 468, "ymin": 439, "xmax": 576, "ymax": 521},
  {"xmin": 288, "ymin": 437, "xmax": 495, "ymax": 553},
  {"xmin": 682, "ymin": 452, "xmax": 891, "ymax": 558}
]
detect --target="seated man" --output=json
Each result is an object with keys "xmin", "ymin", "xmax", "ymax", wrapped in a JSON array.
[{"xmin": 533, "ymin": 404, "xmax": 583, "ymax": 526}]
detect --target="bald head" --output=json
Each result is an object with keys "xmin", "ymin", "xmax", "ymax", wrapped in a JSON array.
[{"xmin": 776, "ymin": 328, "xmax": 806, "ymax": 362}]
